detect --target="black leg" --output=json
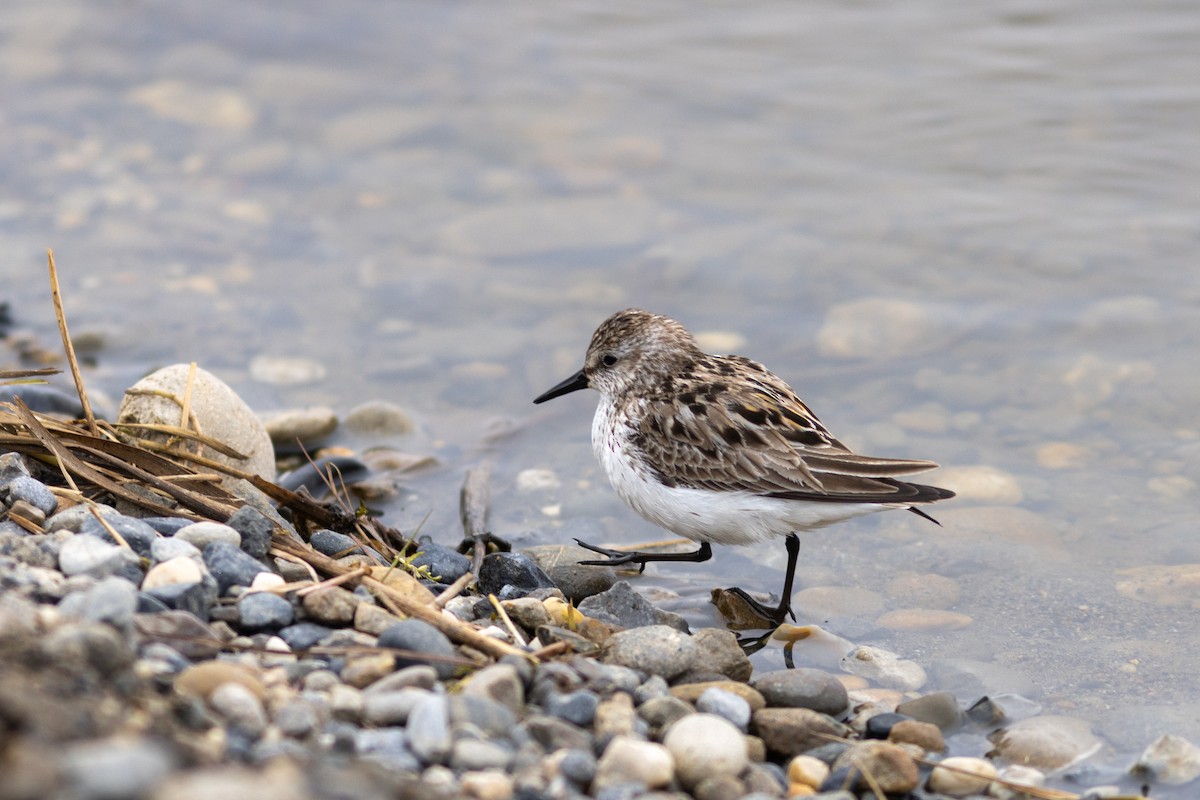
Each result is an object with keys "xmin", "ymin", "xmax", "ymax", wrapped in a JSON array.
[
  {"xmin": 722, "ymin": 533, "xmax": 800, "ymax": 626},
  {"xmin": 575, "ymin": 538, "xmax": 712, "ymax": 574}
]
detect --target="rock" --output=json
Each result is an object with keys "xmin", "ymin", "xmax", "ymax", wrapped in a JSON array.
[
  {"xmin": 544, "ymin": 689, "xmax": 600, "ymax": 727},
  {"xmin": 135, "ymin": 611, "xmax": 223, "ymax": 659},
  {"xmin": 237, "ymin": 592, "xmax": 295, "ymax": 630},
  {"xmin": 927, "ymin": 756, "xmax": 997, "ymax": 796},
  {"xmin": 175, "ymin": 522, "xmax": 241, "ymax": 551},
  {"xmin": 410, "ymin": 543, "xmax": 472, "ymax": 585},
  {"xmin": 343, "ymin": 400, "xmax": 413, "ymax": 436},
  {"xmin": 261, "ymin": 406, "xmax": 338, "ymax": 444},
  {"xmin": 277, "ymin": 622, "xmax": 334, "ymax": 651},
  {"xmin": 301, "ymin": 586, "xmax": 359, "ymax": 625},
  {"xmin": 1115, "ymin": 564, "xmax": 1200, "ymax": 607},
  {"xmin": 1132, "ymin": 734, "xmax": 1200, "ymax": 785},
  {"xmin": 58, "ymin": 576, "xmax": 138, "ymax": 633},
  {"xmin": 175, "ymin": 661, "xmax": 264, "ymax": 700},
  {"xmin": 752, "ymin": 708, "xmax": 850, "ymax": 758},
  {"xmin": 203, "ymin": 541, "xmax": 270, "ymax": 593},
  {"xmin": 888, "ymin": 719, "xmax": 945, "ymax": 753},
  {"xmin": 593, "ymin": 735, "xmax": 674, "ymax": 791},
  {"xmin": 377, "ymin": 619, "xmax": 459, "ymax": 679},
  {"xmin": 671, "ymin": 681, "xmax": 765, "ymax": 712},
  {"xmin": 81, "ymin": 515, "xmax": 160, "ymax": 556},
  {"xmin": 117, "ymin": 364, "xmax": 276, "ymax": 481},
  {"xmin": 583, "ymin": 580, "xmax": 691, "ymax": 632},
  {"xmin": 523, "ymin": 714, "xmax": 593, "ymax": 753},
  {"xmin": 988, "ymin": 715, "xmax": 1101, "ymax": 772},
  {"xmin": 841, "ymin": 645, "xmax": 927, "ymax": 691},
  {"xmin": 787, "ymin": 754, "xmax": 830, "ymax": 790},
  {"xmin": 895, "ymin": 691, "xmax": 963, "ymax": 731},
  {"xmin": 753, "ymin": 668, "xmax": 848, "ymax": 715},
  {"xmin": 149, "ymin": 537, "xmax": 202, "ymax": 564},
  {"xmin": 341, "ymin": 652, "xmax": 397, "ymax": 688},
  {"xmin": 58, "ymin": 535, "xmax": 128, "ymax": 577},
  {"xmin": 61, "ymin": 736, "xmax": 175, "ymax": 800},
  {"xmin": 145, "ymin": 763, "xmax": 309, "ymax": 800},
  {"xmin": 817, "ymin": 297, "xmax": 942, "ymax": 359},
  {"xmin": 696, "ymin": 687, "xmax": 752, "ymax": 731},
  {"xmin": 477, "ymin": 552, "xmax": 557, "ymax": 597},
  {"xmin": 226, "ymin": 506, "xmax": 274, "ymax": 558},
  {"xmin": 500, "ymin": 597, "xmax": 551, "ymax": 631},
  {"xmin": 876, "ymin": 608, "xmax": 973, "ymax": 632},
  {"xmin": 832, "ymin": 741, "xmax": 920, "ymax": 794},
  {"xmin": 406, "ymin": 693, "xmax": 451, "ymax": 765},
  {"xmin": 142, "ymin": 517, "xmax": 194, "ymax": 537},
  {"xmin": 4, "ymin": 475, "xmax": 58, "ymax": 516},
  {"xmin": 275, "ymin": 696, "xmax": 327, "ymax": 738},
  {"xmin": 460, "ymin": 664, "xmax": 525, "ymax": 714},
  {"xmin": 684, "ymin": 628, "xmax": 753, "ymax": 682},
  {"xmin": 638, "ymin": 695, "xmax": 695, "ymax": 738},
  {"xmin": 309, "ymin": 529, "xmax": 363, "ymax": 558},
  {"xmin": 361, "ymin": 688, "xmax": 429, "ymax": 726},
  {"xmin": 663, "ymin": 713, "xmax": 748, "ymax": 789},
  {"xmin": 364, "ymin": 665, "xmax": 439, "ymax": 694},
  {"xmin": 209, "ymin": 681, "xmax": 268, "ymax": 737},
  {"xmin": 352, "ymin": 602, "xmax": 401, "ymax": 635},
  {"xmin": 602, "ymin": 625, "xmax": 698, "ymax": 680},
  {"xmin": 594, "ymin": 692, "xmax": 637, "ymax": 738},
  {"xmin": 142, "ymin": 556, "xmax": 204, "ymax": 590},
  {"xmin": 523, "ymin": 543, "xmax": 616, "ymax": 602}
]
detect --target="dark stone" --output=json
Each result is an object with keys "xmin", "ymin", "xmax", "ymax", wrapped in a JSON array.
[
  {"xmin": 752, "ymin": 668, "xmax": 849, "ymax": 716},
  {"xmin": 558, "ymin": 748, "xmax": 597, "ymax": 787},
  {"xmin": 577, "ymin": 580, "xmax": 689, "ymax": 632},
  {"xmin": 864, "ymin": 712, "xmax": 910, "ymax": 740},
  {"xmin": 238, "ymin": 591, "xmax": 295, "ymax": 631},
  {"xmin": 203, "ymin": 541, "xmax": 270, "ymax": 593},
  {"xmin": 227, "ymin": 506, "xmax": 274, "ymax": 559},
  {"xmin": 278, "ymin": 622, "xmax": 335, "ymax": 651},
  {"xmin": 477, "ymin": 552, "xmax": 556, "ymax": 597},
  {"xmin": 523, "ymin": 543, "xmax": 617, "ymax": 603},
  {"xmin": 522, "ymin": 714, "xmax": 592, "ymax": 753},
  {"xmin": 544, "ymin": 690, "xmax": 600, "ymax": 727},
  {"xmin": 447, "ymin": 694, "xmax": 518, "ymax": 739},
  {"xmin": 377, "ymin": 619, "xmax": 459, "ymax": 679},
  {"xmin": 1, "ymin": 384, "xmax": 84, "ymax": 417},
  {"xmin": 410, "ymin": 542, "xmax": 471, "ymax": 585},
  {"xmin": 310, "ymin": 529, "xmax": 360, "ymax": 558}
]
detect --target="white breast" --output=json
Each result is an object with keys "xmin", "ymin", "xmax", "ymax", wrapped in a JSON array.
[{"xmin": 591, "ymin": 399, "xmax": 889, "ymax": 546}]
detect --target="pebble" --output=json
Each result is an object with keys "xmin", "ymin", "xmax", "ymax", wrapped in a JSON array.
[
  {"xmin": 895, "ymin": 691, "xmax": 963, "ymax": 731},
  {"xmin": 523, "ymin": 543, "xmax": 617, "ymax": 602},
  {"xmin": 841, "ymin": 645, "xmax": 927, "ymax": 691},
  {"xmin": 577, "ymin": 580, "xmax": 689, "ymax": 631},
  {"xmin": 143, "ymin": 556, "xmax": 204, "ymax": 590},
  {"xmin": 672, "ymin": 681, "xmax": 765, "ymax": 712},
  {"xmin": 459, "ymin": 769, "xmax": 513, "ymax": 800},
  {"xmin": 203, "ymin": 541, "xmax": 270, "ymax": 593},
  {"xmin": 377, "ymin": 619, "xmax": 459, "ymax": 679},
  {"xmin": 792, "ymin": 585, "xmax": 884, "ymax": 618},
  {"xmin": 787, "ymin": 754, "xmax": 830, "ymax": 789},
  {"xmin": 60, "ymin": 736, "xmax": 175, "ymax": 800},
  {"xmin": 238, "ymin": 591, "xmax": 295, "ymax": 630},
  {"xmin": 58, "ymin": 535, "xmax": 126, "ymax": 577},
  {"xmin": 927, "ymin": 756, "xmax": 997, "ymax": 796},
  {"xmin": 888, "ymin": 719, "xmax": 945, "ymax": 753},
  {"xmin": 593, "ymin": 735, "xmax": 674, "ymax": 791},
  {"xmin": 5, "ymin": 475, "xmax": 59, "ymax": 516},
  {"xmin": 602, "ymin": 625, "xmax": 698, "ymax": 681},
  {"xmin": 342, "ymin": 400, "xmax": 414, "ymax": 436},
  {"xmin": 663, "ymin": 713, "xmax": 748, "ymax": 789},
  {"xmin": 1132, "ymin": 733, "xmax": 1200, "ymax": 785},
  {"xmin": 341, "ymin": 652, "xmax": 397, "ymax": 688},
  {"xmin": 118, "ymin": 364, "xmax": 277, "ymax": 481},
  {"xmin": 753, "ymin": 668, "xmax": 848, "ymax": 716},
  {"xmin": 695, "ymin": 687, "xmax": 752, "ymax": 731},
  {"xmin": 361, "ymin": 688, "xmax": 428, "ymax": 726},
  {"xmin": 176, "ymin": 521, "xmax": 242, "ymax": 550},
  {"xmin": 301, "ymin": 586, "xmax": 359, "ymax": 625},
  {"xmin": 210, "ymin": 681, "xmax": 269, "ymax": 737},
  {"xmin": 58, "ymin": 576, "xmax": 138, "ymax": 633},
  {"xmin": 1115, "ymin": 564, "xmax": 1200, "ymax": 607},
  {"xmin": 175, "ymin": 661, "xmax": 265, "ymax": 700},
  {"xmin": 260, "ymin": 406, "xmax": 338, "ymax": 444},
  {"xmin": 831, "ymin": 741, "xmax": 920, "ymax": 794},
  {"xmin": 988, "ymin": 715, "xmax": 1102, "ymax": 772},
  {"xmin": 226, "ymin": 506, "xmax": 274, "ymax": 559},
  {"xmin": 476, "ymin": 552, "xmax": 557, "ymax": 597},
  {"xmin": 753, "ymin": 708, "xmax": 850, "ymax": 758},
  {"xmin": 406, "ymin": 693, "xmax": 452, "ymax": 765},
  {"xmin": 410, "ymin": 542, "xmax": 472, "ymax": 585},
  {"xmin": 150, "ymin": 537, "xmax": 202, "ymax": 564}
]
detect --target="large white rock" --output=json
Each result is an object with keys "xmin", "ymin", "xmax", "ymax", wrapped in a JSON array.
[{"xmin": 117, "ymin": 364, "xmax": 276, "ymax": 481}]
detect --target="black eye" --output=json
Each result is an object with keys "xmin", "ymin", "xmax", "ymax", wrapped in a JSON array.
[{"xmin": 601, "ymin": 353, "xmax": 618, "ymax": 367}]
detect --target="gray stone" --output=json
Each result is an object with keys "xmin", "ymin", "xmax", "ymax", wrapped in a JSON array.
[
  {"xmin": 144, "ymin": 574, "xmax": 219, "ymax": 620},
  {"xmin": 310, "ymin": 529, "xmax": 363, "ymax": 558},
  {"xmin": 841, "ymin": 645, "xmax": 927, "ymax": 691},
  {"xmin": 150, "ymin": 537, "xmax": 202, "ymax": 563},
  {"xmin": 696, "ymin": 687, "xmax": 752, "ymax": 732},
  {"xmin": 45, "ymin": 503, "xmax": 121, "ymax": 533},
  {"xmin": 60, "ymin": 736, "xmax": 175, "ymax": 800},
  {"xmin": 237, "ymin": 592, "xmax": 295, "ymax": 631},
  {"xmin": 602, "ymin": 625, "xmax": 698, "ymax": 680},
  {"xmin": 522, "ymin": 714, "xmax": 593, "ymax": 753},
  {"xmin": 58, "ymin": 535, "xmax": 125, "ymax": 577},
  {"xmin": 447, "ymin": 694, "xmax": 518, "ymax": 739},
  {"xmin": 895, "ymin": 691, "xmax": 963, "ymax": 731},
  {"xmin": 377, "ymin": 619, "xmax": 459, "ymax": 679},
  {"xmin": 664, "ymin": 713, "xmax": 748, "ymax": 790},
  {"xmin": 578, "ymin": 580, "xmax": 689, "ymax": 632},
  {"xmin": 4, "ymin": 475, "xmax": 58, "ymax": 516},
  {"xmin": 58, "ymin": 576, "xmax": 138, "ymax": 633},
  {"xmin": 142, "ymin": 517, "xmax": 193, "ymax": 537},
  {"xmin": 1133, "ymin": 734, "xmax": 1200, "ymax": 786},
  {"xmin": 301, "ymin": 586, "xmax": 359, "ymax": 625},
  {"xmin": 80, "ymin": 515, "xmax": 159, "ymax": 557},
  {"xmin": 227, "ymin": 505, "xmax": 274, "ymax": 558},
  {"xmin": 117, "ymin": 364, "xmax": 277, "ymax": 481},
  {"xmin": 364, "ymin": 664, "xmax": 440, "ymax": 694},
  {"xmin": 689, "ymin": 628, "xmax": 752, "ymax": 682},
  {"xmin": 988, "ymin": 715, "xmax": 1102, "ymax": 772},
  {"xmin": 176, "ymin": 521, "xmax": 241, "ymax": 551},
  {"xmin": 637, "ymin": 695, "xmax": 694, "ymax": 738},
  {"xmin": 261, "ymin": 406, "xmax": 338, "ymax": 443},
  {"xmin": 362, "ymin": 688, "xmax": 429, "ymax": 727},
  {"xmin": 752, "ymin": 708, "xmax": 851, "ymax": 758},
  {"xmin": 210, "ymin": 682, "xmax": 268, "ymax": 737},
  {"xmin": 406, "ymin": 693, "xmax": 451, "ymax": 765},
  {"xmin": 545, "ymin": 689, "xmax": 600, "ymax": 727},
  {"xmin": 460, "ymin": 663, "xmax": 525, "ymax": 714},
  {"xmin": 753, "ymin": 668, "xmax": 848, "ymax": 715},
  {"xmin": 449, "ymin": 738, "xmax": 513, "ymax": 771},
  {"xmin": 203, "ymin": 541, "xmax": 270, "ymax": 593},
  {"xmin": 274, "ymin": 697, "xmax": 327, "ymax": 738},
  {"xmin": 477, "ymin": 551, "xmax": 557, "ymax": 597},
  {"xmin": 523, "ymin": 543, "xmax": 617, "ymax": 602},
  {"xmin": 277, "ymin": 622, "xmax": 334, "ymax": 651},
  {"xmin": 410, "ymin": 542, "xmax": 471, "ymax": 585}
]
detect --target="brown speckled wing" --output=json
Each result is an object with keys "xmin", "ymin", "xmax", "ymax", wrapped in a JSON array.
[{"xmin": 631, "ymin": 355, "xmax": 946, "ymax": 504}]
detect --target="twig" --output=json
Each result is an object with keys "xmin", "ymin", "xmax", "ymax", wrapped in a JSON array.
[
  {"xmin": 46, "ymin": 249, "xmax": 98, "ymax": 436},
  {"xmin": 433, "ymin": 571, "xmax": 474, "ymax": 608},
  {"xmin": 527, "ymin": 640, "xmax": 572, "ymax": 661},
  {"xmin": 487, "ymin": 593, "xmax": 527, "ymax": 647},
  {"xmin": 293, "ymin": 567, "xmax": 367, "ymax": 597},
  {"xmin": 89, "ymin": 505, "xmax": 131, "ymax": 551}
]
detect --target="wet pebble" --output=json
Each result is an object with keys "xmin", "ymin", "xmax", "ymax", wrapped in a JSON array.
[
  {"xmin": 1132, "ymin": 733, "xmax": 1200, "ymax": 785},
  {"xmin": 753, "ymin": 708, "xmax": 850, "ymax": 758},
  {"xmin": 831, "ymin": 741, "xmax": 920, "ymax": 794},
  {"xmin": 477, "ymin": 552, "xmax": 556, "ymax": 597},
  {"xmin": 988, "ymin": 715, "xmax": 1101, "ymax": 772},
  {"xmin": 753, "ymin": 668, "xmax": 848, "ymax": 716},
  {"xmin": 841, "ymin": 645, "xmax": 927, "ymax": 691},
  {"xmin": 817, "ymin": 297, "xmax": 942, "ymax": 359},
  {"xmin": 261, "ymin": 406, "xmax": 338, "ymax": 444},
  {"xmin": 895, "ymin": 691, "xmax": 963, "ymax": 731},
  {"xmin": 343, "ymin": 400, "xmax": 413, "ymax": 436},
  {"xmin": 887, "ymin": 719, "xmax": 945, "ymax": 753},
  {"xmin": 927, "ymin": 756, "xmax": 997, "ymax": 796}
]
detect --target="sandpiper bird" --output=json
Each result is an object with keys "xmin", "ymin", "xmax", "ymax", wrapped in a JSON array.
[{"xmin": 533, "ymin": 308, "xmax": 954, "ymax": 625}]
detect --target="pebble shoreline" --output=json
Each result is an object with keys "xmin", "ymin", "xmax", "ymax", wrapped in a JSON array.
[{"xmin": 1, "ymin": 377, "xmax": 1199, "ymax": 799}]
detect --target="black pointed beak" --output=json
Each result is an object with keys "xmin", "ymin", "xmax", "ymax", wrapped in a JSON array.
[{"xmin": 533, "ymin": 368, "xmax": 589, "ymax": 404}]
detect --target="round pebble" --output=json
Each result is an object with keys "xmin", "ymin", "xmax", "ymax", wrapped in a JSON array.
[
  {"xmin": 237, "ymin": 592, "xmax": 295, "ymax": 631},
  {"xmin": 175, "ymin": 522, "xmax": 241, "ymax": 551},
  {"xmin": 663, "ymin": 713, "xmax": 747, "ymax": 789},
  {"xmin": 695, "ymin": 687, "xmax": 752, "ymax": 731},
  {"xmin": 753, "ymin": 668, "xmax": 848, "ymax": 715},
  {"xmin": 602, "ymin": 625, "xmax": 698, "ymax": 680},
  {"xmin": 841, "ymin": 645, "xmax": 927, "ymax": 691},
  {"xmin": 593, "ymin": 735, "xmax": 674, "ymax": 791}
]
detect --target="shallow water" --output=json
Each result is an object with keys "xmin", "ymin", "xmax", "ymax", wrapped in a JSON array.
[{"xmin": 3, "ymin": 0, "xmax": 1200, "ymax": 786}]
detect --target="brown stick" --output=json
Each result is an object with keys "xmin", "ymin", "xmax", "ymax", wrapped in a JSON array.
[{"xmin": 46, "ymin": 249, "xmax": 98, "ymax": 436}]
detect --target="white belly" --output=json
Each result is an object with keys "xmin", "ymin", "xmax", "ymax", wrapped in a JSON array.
[{"xmin": 591, "ymin": 402, "xmax": 889, "ymax": 546}]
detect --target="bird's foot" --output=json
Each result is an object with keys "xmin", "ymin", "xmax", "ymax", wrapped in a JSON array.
[
  {"xmin": 722, "ymin": 586, "xmax": 796, "ymax": 626},
  {"xmin": 574, "ymin": 538, "xmax": 713, "ymax": 574}
]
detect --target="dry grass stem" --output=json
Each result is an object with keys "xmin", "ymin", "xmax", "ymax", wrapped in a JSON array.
[
  {"xmin": 46, "ymin": 249, "xmax": 98, "ymax": 436},
  {"xmin": 487, "ymin": 593, "xmax": 528, "ymax": 647}
]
